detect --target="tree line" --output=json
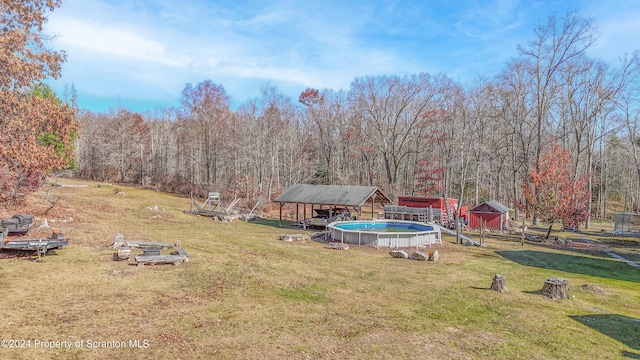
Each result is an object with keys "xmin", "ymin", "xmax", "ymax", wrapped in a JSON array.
[{"xmin": 72, "ymin": 12, "xmax": 640, "ymax": 227}]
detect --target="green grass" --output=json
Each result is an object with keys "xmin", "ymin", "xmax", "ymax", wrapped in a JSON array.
[
  {"xmin": 496, "ymin": 250, "xmax": 640, "ymax": 282},
  {"xmin": 0, "ymin": 179, "xmax": 638, "ymax": 359},
  {"xmin": 571, "ymin": 314, "xmax": 640, "ymax": 351}
]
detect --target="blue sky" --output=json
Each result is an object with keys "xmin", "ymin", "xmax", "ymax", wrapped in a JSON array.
[{"xmin": 44, "ymin": 0, "xmax": 640, "ymax": 113}]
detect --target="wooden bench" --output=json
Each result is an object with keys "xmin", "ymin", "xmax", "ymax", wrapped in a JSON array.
[
  {"xmin": 126, "ymin": 240, "xmax": 174, "ymax": 250},
  {"xmin": 143, "ymin": 247, "xmax": 162, "ymax": 256}
]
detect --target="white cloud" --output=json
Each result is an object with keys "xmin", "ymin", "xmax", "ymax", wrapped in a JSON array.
[
  {"xmin": 47, "ymin": 16, "xmax": 190, "ymax": 68},
  {"xmin": 43, "ymin": 0, "xmax": 639, "ymax": 113}
]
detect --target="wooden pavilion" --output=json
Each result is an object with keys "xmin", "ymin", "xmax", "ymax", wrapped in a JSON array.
[{"xmin": 273, "ymin": 184, "xmax": 392, "ymax": 227}]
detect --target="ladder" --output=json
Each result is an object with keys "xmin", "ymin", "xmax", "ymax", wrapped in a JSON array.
[{"xmin": 443, "ymin": 198, "xmax": 454, "ymax": 227}]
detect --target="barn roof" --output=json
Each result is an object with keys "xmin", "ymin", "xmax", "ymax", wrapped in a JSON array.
[
  {"xmin": 274, "ymin": 184, "xmax": 391, "ymax": 207},
  {"xmin": 470, "ymin": 200, "xmax": 510, "ymax": 213}
]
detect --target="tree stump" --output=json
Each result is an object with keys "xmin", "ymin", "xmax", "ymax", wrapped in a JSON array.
[
  {"xmin": 542, "ymin": 278, "xmax": 569, "ymax": 299},
  {"xmin": 490, "ymin": 273, "xmax": 507, "ymax": 293}
]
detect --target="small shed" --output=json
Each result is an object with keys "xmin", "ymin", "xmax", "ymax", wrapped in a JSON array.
[
  {"xmin": 612, "ymin": 212, "xmax": 640, "ymax": 236},
  {"xmin": 468, "ymin": 200, "xmax": 510, "ymax": 231},
  {"xmin": 274, "ymin": 184, "xmax": 391, "ymax": 226}
]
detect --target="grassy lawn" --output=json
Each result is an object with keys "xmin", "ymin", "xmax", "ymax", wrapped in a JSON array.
[{"xmin": 0, "ymin": 179, "xmax": 638, "ymax": 359}]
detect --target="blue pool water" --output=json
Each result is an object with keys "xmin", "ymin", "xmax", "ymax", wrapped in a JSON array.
[{"xmin": 332, "ymin": 221, "xmax": 434, "ymax": 232}]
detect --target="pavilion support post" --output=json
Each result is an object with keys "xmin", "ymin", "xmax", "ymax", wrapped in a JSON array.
[
  {"xmin": 371, "ymin": 196, "xmax": 374, "ymax": 219},
  {"xmin": 279, "ymin": 203, "xmax": 284, "ymax": 227}
]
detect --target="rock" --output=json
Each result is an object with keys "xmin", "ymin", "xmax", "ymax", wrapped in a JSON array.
[
  {"xmin": 409, "ymin": 251, "xmax": 429, "ymax": 261},
  {"xmin": 279, "ymin": 234, "xmax": 310, "ymax": 242},
  {"xmin": 310, "ymin": 232, "xmax": 327, "ymax": 240},
  {"xmin": 579, "ymin": 284, "xmax": 608, "ymax": 295},
  {"xmin": 389, "ymin": 249, "xmax": 408, "ymax": 259},
  {"xmin": 525, "ymin": 234, "xmax": 541, "ymax": 242},
  {"xmin": 325, "ymin": 242, "xmax": 348, "ymax": 250},
  {"xmin": 279, "ymin": 234, "xmax": 294, "ymax": 242},
  {"xmin": 429, "ymin": 250, "xmax": 439, "ymax": 262}
]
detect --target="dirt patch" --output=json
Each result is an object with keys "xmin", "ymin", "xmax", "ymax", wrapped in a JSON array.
[
  {"xmin": 0, "ymin": 250, "xmax": 38, "ymax": 259},
  {"xmin": 579, "ymin": 284, "xmax": 610, "ymax": 295}
]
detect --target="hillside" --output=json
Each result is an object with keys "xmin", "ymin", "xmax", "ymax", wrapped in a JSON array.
[{"xmin": 0, "ymin": 178, "xmax": 638, "ymax": 359}]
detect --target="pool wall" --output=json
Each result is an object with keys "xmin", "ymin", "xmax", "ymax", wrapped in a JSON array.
[{"xmin": 327, "ymin": 220, "xmax": 442, "ymax": 248}]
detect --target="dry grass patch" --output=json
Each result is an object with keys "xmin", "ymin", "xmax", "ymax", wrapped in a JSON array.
[{"xmin": 0, "ymin": 179, "xmax": 638, "ymax": 359}]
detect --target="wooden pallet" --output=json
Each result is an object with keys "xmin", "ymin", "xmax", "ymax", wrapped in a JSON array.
[
  {"xmin": 126, "ymin": 240, "xmax": 174, "ymax": 249},
  {"xmin": 135, "ymin": 254, "xmax": 188, "ymax": 266}
]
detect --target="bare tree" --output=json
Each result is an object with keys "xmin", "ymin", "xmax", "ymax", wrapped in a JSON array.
[
  {"xmin": 299, "ymin": 88, "xmax": 350, "ymax": 184},
  {"xmin": 101, "ymin": 107, "xmax": 150, "ymax": 183},
  {"xmin": 614, "ymin": 53, "xmax": 640, "ymax": 211},
  {"xmin": 181, "ymin": 80, "xmax": 232, "ymax": 186},
  {"xmin": 349, "ymin": 73, "xmax": 444, "ymax": 195},
  {"xmin": 518, "ymin": 11, "xmax": 597, "ymax": 224},
  {"xmin": 148, "ymin": 107, "xmax": 179, "ymax": 186}
]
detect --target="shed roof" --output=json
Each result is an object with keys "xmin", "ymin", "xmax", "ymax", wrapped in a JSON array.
[
  {"xmin": 274, "ymin": 184, "xmax": 391, "ymax": 207},
  {"xmin": 470, "ymin": 200, "xmax": 510, "ymax": 213}
]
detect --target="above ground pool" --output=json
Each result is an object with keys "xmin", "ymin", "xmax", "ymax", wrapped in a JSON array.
[{"xmin": 327, "ymin": 220, "xmax": 442, "ymax": 248}]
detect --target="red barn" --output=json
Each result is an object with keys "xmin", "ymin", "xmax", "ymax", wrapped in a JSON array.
[{"xmin": 468, "ymin": 201, "xmax": 510, "ymax": 230}]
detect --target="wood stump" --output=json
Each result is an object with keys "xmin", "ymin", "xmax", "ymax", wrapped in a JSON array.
[
  {"xmin": 490, "ymin": 273, "xmax": 507, "ymax": 293},
  {"xmin": 542, "ymin": 278, "xmax": 569, "ymax": 299}
]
